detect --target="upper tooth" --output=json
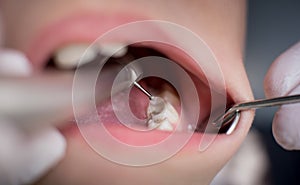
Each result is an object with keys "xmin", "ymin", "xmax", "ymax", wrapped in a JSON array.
[
  {"xmin": 98, "ymin": 43, "xmax": 128, "ymax": 58},
  {"xmin": 53, "ymin": 44, "xmax": 98, "ymax": 69},
  {"xmin": 53, "ymin": 43, "xmax": 128, "ymax": 70}
]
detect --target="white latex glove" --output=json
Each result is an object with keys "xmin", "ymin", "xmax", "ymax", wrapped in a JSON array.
[
  {"xmin": 0, "ymin": 49, "xmax": 66, "ymax": 185},
  {"xmin": 264, "ymin": 42, "xmax": 300, "ymax": 150}
]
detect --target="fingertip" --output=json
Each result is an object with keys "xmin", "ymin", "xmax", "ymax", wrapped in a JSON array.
[
  {"xmin": 0, "ymin": 49, "xmax": 32, "ymax": 76},
  {"xmin": 264, "ymin": 41, "xmax": 300, "ymax": 98},
  {"xmin": 272, "ymin": 104, "xmax": 300, "ymax": 150},
  {"xmin": 20, "ymin": 127, "xmax": 66, "ymax": 184},
  {"xmin": 0, "ymin": 121, "xmax": 67, "ymax": 185}
]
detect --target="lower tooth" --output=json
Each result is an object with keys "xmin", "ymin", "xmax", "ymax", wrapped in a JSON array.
[
  {"xmin": 158, "ymin": 84, "xmax": 180, "ymax": 106},
  {"xmin": 148, "ymin": 119, "xmax": 173, "ymax": 131},
  {"xmin": 146, "ymin": 96, "xmax": 179, "ymax": 131}
]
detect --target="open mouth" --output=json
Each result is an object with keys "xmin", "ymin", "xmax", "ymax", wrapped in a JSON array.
[
  {"xmin": 46, "ymin": 42, "xmax": 234, "ymax": 138},
  {"xmin": 25, "ymin": 15, "xmax": 237, "ymax": 153},
  {"xmin": 0, "ymin": 1, "xmax": 255, "ymax": 182}
]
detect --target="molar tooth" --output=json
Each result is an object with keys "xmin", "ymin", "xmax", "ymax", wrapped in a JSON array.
[
  {"xmin": 53, "ymin": 44, "xmax": 98, "ymax": 69},
  {"xmin": 98, "ymin": 43, "xmax": 128, "ymax": 58},
  {"xmin": 159, "ymin": 84, "xmax": 180, "ymax": 107},
  {"xmin": 163, "ymin": 102, "xmax": 179, "ymax": 123},
  {"xmin": 149, "ymin": 119, "xmax": 173, "ymax": 131},
  {"xmin": 147, "ymin": 97, "xmax": 179, "ymax": 132}
]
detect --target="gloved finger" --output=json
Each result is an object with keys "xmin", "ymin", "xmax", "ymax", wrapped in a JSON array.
[
  {"xmin": 0, "ymin": 120, "xmax": 66, "ymax": 185},
  {"xmin": 0, "ymin": 49, "xmax": 32, "ymax": 76},
  {"xmin": 0, "ymin": 48, "xmax": 66, "ymax": 184},
  {"xmin": 272, "ymin": 86, "xmax": 300, "ymax": 150},
  {"xmin": 264, "ymin": 41, "xmax": 300, "ymax": 150},
  {"xmin": 0, "ymin": 13, "xmax": 31, "ymax": 77}
]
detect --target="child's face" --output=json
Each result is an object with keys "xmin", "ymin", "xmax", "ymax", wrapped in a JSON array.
[{"xmin": 1, "ymin": 1, "xmax": 253, "ymax": 184}]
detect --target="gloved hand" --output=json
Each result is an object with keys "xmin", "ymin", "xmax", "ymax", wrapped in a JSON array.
[
  {"xmin": 0, "ymin": 48, "xmax": 66, "ymax": 184},
  {"xmin": 264, "ymin": 42, "xmax": 300, "ymax": 150}
]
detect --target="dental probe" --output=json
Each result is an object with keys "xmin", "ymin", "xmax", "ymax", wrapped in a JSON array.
[
  {"xmin": 214, "ymin": 94, "xmax": 300, "ymax": 130},
  {"xmin": 133, "ymin": 81, "xmax": 154, "ymax": 100},
  {"xmin": 123, "ymin": 64, "xmax": 154, "ymax": 100}
]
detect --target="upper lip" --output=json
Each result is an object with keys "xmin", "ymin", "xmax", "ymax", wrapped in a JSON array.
[
  {"xmin": 25, "ymin": 12, "xmax": 148, "ymax": 69},
  {"xmin": 24, "ymin": 12, "xmax": 220, "ymax": 86}
]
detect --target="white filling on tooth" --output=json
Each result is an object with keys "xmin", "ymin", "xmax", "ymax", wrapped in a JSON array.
[
  {"xmin": 53, "ymin": 44, "xmax": 98, "ymax": 69},
  {"xmin": 147, "ymin": 96, "xmax": 179, "ymax": 131},
  {"xmin": 98, "ymin": 43, "xmax": 128, "ymax": 58}
]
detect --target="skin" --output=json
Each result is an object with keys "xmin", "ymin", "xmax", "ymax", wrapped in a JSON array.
[{"xmin": 0, "ymin": 0, "xmax": 254, "ymax": 184}]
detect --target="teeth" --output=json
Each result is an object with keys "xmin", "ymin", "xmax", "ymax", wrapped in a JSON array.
[
  {"xmin": 148, "ymin": 119, "xmax": 173, "ymax": 131},
  {"xmin": 53, "ymin": 44, "xmax": 98, "ymax": 69},
  {"xmin": 53, "ymin": 43, "xmax": 128, "ymax": 69},
  {"xmin": 98, "ymin": 43, "xmax": 128, "ymax": 58},
  {"xmin": 158, "ymin": 84, "xmax": 180, "ymax": 107},
  {"xmin": 147, "ymin": 95, "xmax": 179, "ymax": 132}
]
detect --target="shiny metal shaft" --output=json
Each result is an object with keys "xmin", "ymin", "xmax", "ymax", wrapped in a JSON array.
[
  {"xmin": 214, "ymin": 94, "xmax": 300, "ymax": 128},
  {"xmin": 133, "ymin": 81, "xmax": 153, "ymax": 100},
  {"xmin": 234, "ymin": 94, "xmax": 300, "ymax": 111}
]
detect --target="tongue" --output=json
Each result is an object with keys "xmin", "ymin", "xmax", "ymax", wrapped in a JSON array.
[
  {"xmin": 96, "ymin": 85, "xmax": 149, "ymax": 124},
  {"xmin": 94, "ymin": 87, "xmax": 175, "ymax": 146}
]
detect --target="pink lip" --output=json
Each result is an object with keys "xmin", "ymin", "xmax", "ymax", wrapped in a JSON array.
[
  {"xmin": 25, "ymin": 12, "xmax": 242, "ymax": 154},
  {"xmin": 26, "ymin": 13, "xmax": 147, "ymax": 68}
]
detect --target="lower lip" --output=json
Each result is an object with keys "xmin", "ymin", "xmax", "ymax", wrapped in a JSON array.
[
  {"xmin": 60, "ymin": 96, "xmax": 228, "ymax": 156},
  {"xmin": 60, "ymin": 120, "xmax": 230, "ymax": 159},
  {"xmin": 60, "ymin": 80, "xmax": 228, "ymax": 161}
]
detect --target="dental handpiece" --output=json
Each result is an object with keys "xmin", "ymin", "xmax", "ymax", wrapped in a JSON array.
[{"xmin": 0, "ymin": 64, "xmax": 146, "ymax": 129}]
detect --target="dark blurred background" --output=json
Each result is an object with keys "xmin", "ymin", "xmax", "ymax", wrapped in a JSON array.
[{"xmin": 245, "ymin": 0, "xmax": 300, "ymax": 184}]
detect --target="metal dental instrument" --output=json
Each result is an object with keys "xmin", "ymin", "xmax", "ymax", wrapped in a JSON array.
[
  {"xmin": 214, "ymin": 94, "xmax": 300, "ymax": 133},
  {"xmin": 133, "ymin": 81, "xmax": 154, "ymax": 100},
  {"xmin": 124, "ymin": 64, "xmax": 154, "ymax": 100}
]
